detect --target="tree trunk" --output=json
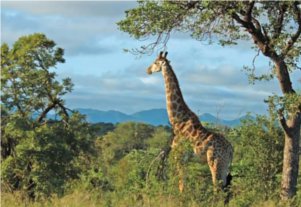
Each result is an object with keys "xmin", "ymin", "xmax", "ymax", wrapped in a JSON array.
[
  {"xmin": 281, "ymin": 114, "xmax": 301, "ymax": 199},
  {"xmin": 273, "ymin": 59, "xmax": 301, "ymax": 200}
]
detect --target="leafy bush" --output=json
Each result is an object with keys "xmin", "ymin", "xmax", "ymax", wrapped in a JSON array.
[
  {"xmin": 99, "ymin": 122, "xmax": 155, "ymax": 165},
  {"xmin": 2, "ymin": 114, "xmax": 301, "ymax": 206},
  {"xmin": 229, "ymin": 115, "xmax": 284, "ymax": 205},
  {"xmin": 1, "ymin": 113, "xmax": 96, "ymax": 199}
]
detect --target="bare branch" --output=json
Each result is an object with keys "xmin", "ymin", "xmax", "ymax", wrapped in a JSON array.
[
  {"xmin": 129, "ymin": 31, "xmax": 172, "ymax": 55},
  {"xmin": 252, "ymin": 48, "xmax": 261, "ymax": 72},
  {"xmin": 155, "ymin": 133, "xmax": 174, "ymax": 180},
  {"xmin": 129, "ymin": 1, "xmax": 202, "ymax": 55}
]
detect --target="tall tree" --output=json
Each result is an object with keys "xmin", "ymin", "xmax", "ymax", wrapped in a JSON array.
[
  {"xmin": 1, "ymin": 34, "xmax": 95, "ymax": 198},
  {"xmin": 118, "ymin": 1, "xmax": 301, "ymax": 199},
  {"xmin": 1, "ymin": 33, "xmax": 73, "ymax": 124}
]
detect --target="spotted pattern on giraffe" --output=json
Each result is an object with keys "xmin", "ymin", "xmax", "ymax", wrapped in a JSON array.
[{"xmin": 146, "ymin": 51, "xmax": 234, "ymax": 192}]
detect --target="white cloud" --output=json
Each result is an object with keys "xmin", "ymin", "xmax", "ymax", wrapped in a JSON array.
[
  {"xmin": 140, "ymin": 76, "xmax": 161, "ymax": 85},
  {"xmin": 1, "ymin": 2, "xmax": 136, "ymax": 56},
  {"xmin": 2, "ymin": 1, "xmax": 137, "ymax": 17},
  {"xmin": 2, "ymin": 1, "xmax": 291, "ymax": 120}
]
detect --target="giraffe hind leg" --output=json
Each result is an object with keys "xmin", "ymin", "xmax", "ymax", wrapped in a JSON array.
[
  {"xmin": 224, "ymin": 173, "xmax": 232, "ymax": 190},
  {"xmin": 207, "ymin": 153, "xmax": 232, "ymax": 204},
  {"xmin": 207, "ymin": 152, "xmax": 229, "ymax": 190},
  {"xmin": 223, "ymin": 173, "xmax": 233, "ymax": 205}
]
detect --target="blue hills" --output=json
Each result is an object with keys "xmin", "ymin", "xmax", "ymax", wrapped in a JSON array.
[{"xmin": 75, "ymin": 108, "xmax": 250, "ymax": 127}]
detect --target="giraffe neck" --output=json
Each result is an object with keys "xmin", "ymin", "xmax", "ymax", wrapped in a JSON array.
[
  {"xmin": 161, "ymin": 64, "xmax": 196, "ymax": 126},
  {"xmin": 161, "ymin": 63, "xmax": 209, "ymax": 148}
]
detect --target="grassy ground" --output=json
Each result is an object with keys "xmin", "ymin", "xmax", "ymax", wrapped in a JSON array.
[{"xmin": 2, "ymin": 190, "xmax": 299, "ymax": 207}]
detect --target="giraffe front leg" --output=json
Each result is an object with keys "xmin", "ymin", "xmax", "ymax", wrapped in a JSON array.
[
  {"xmin": 177, "ymin": 162, "xmax": 185, "ymax": 193},
  {"xmin": 171, "ymin": 135, "xmax": 185, "ymax": 193},
  {"xmin": 171, "ymin": 134, "xmax": 180, "ymax": 148}
]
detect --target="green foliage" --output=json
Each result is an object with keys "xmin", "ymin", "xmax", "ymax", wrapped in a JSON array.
[
  {"xmin": 2, "ymin": 31, "xmax": 301, "ymax": 206},
  {"xmin": 1, "ymin": 34, "xmax": 97, "ymax": 200},
  {"xmin": 112, "ymin": 149, "xmax": 160, "ymax": 193},
  {"xmin": 167, "ymin": 138, "xmax": 215, "ymax": 204},
  {"xmin": 1, "ymin": 33, "xmax": 73, "ymax": 121},
  {"xmin": 1, "ymin": 113, "xmax": 96, "ymax": 199},
  {"xmin": 229, "ymin": 115, "xmax": 284, "ymax": 205},
  {"xmin": 118, "ymin": 1, "xmax": 184, "ymax": 39},
  {"xmin": 118, "ymin": 1, "xmax": 300, "ymax": 72},
  {"xmin": 146, "ymin": 126, "xmax": 172, "ymax": 149},
  {"xmin": 2, "ymin": 115, "xmax": 301, "ymax": 206},
  {"xmin": 99, "ymin": 122, "xmax": 155, "ymax": 165},
  {"xmin": 91, "ymin": 122, "xmax": 115, "ymax": 137},
  {"xmin": 266, "ymin": 93, "xmax": 301, "ymax": 118}
]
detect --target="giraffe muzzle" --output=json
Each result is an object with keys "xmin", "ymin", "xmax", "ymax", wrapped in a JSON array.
[{"xmin": 147, "ymin": 67, "xmax": 152, "ymax": 75}]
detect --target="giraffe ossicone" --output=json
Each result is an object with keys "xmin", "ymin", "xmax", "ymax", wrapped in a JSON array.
[{"xmin": 146, "ymin": 51, "xmax": 234, "ymax": 192}]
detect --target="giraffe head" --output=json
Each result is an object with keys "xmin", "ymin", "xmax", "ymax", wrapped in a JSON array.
[{"xmin": 147, "ymin": 51, "xmax": 169, "ymax": 75}]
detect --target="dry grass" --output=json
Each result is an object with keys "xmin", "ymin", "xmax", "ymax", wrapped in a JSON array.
[
  {"xmin": 2, "ymin": 190, "xmax": 103, "ymax": 207},
  {"xmin": 1, "ymin": 191, "xmax": 298, "ymax": 207}
]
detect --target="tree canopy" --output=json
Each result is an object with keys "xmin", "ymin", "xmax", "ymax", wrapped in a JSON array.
[
  {"xmin": 1, "ymin": 33, "xmax": 73, "ymax": 123},
  {"xmin": 118, "ymin": 1, "xmax": 300, "ymax": 72},
  {"xmin": 1, "ymin": 34, "xmax": 96, "ymax": 199}
]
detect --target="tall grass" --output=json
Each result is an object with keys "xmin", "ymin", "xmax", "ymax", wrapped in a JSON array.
[{"xmin": 2, "ymin": 190, "xmax": 300, "ymax": 207}]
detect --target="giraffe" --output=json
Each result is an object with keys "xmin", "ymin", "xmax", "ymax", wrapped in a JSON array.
[{"xmin": 146, "ymin": 51, "xmax": 233, "ymax": 193}]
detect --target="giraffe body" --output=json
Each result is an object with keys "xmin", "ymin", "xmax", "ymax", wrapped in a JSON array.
[{"xmin": 147, "ymin": 52, "xmax": 233, "ymax": 190}]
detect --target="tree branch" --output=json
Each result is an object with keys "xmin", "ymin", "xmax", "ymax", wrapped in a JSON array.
[
  {"xmin": 232, "ymin": 12, "xmax": 249, "ymax": 28},
  {"xmin": 232, "ymin": 11, "xmax": 271, "ymax": 55},
  {"xmin": 244, "ymin": 1, "xmax": 255, "ymax": 22},
  {"xmin": 232, "ymin": 2, "xmax": 281, "ymax": 60},
  {"xmin": 37, "ymin": 100, "xmax": 57, "ymax": 123},
  {"xmin": 169, "ymin": 1, "xmax": 200, "ymax": 10},
  {"xmin": 10, "ymin": 78, "xmax": 26, "ymax": 117},
  {"xmin": 278, "ymin": 108, "xmax": 291, "ymax": 135},
  {"xmin": 36, "ymin": 98, "xmax": 70, "ymax": 123},
  {"xmin": 57, "ymin": 99, "xmax": 69, "ymax": 121},
  {"xmin": 273, "ymin": 4, "xmax": 287, "ymax": 39},
  {"xmin": 252, "ymin": 17, "xmax": 262, "ymax": 31},
  {"xmin": 282, "ymin": 1, "xmax": 301, "ymax": 57},
  {"xmin": 262, "ymin": 26, "xmax": 271, "ymax": 45}
]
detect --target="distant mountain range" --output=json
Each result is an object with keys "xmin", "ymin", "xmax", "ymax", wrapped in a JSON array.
[{"xmin": 74, "ymin": 108, "xmax": 250, "ymax": 127}]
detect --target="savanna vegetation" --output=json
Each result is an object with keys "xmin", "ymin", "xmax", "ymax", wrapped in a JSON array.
[
  {"xmin": 1, "ymin": 34, "xmax": 301, "ymax": 207},
  {"xmin": 1, "ymin": 1, "xmax": 301, "ymax": 206}
]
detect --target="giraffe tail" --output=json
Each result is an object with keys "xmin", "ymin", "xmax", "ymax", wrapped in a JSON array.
[
  {"xmin": 223, "ymin": 173, "xmax": 233, "ymax": 205},
  {"xmin": 225, "ymin": 173, "xmax": 232, "ymax": 189}
]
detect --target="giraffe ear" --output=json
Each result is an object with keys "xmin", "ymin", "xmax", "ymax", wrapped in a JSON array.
[
  {"xmin": 159, "ymin": 51, "xmax": 163, "ymax": 58},
  {"xmin": 164, "ymin": 52, "xmax": 168, "ymax": 58}
]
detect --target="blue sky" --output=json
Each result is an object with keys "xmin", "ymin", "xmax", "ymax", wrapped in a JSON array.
[{"xmin": 1, "ymin": 1, "xmax": 299, "ymax": 119}]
